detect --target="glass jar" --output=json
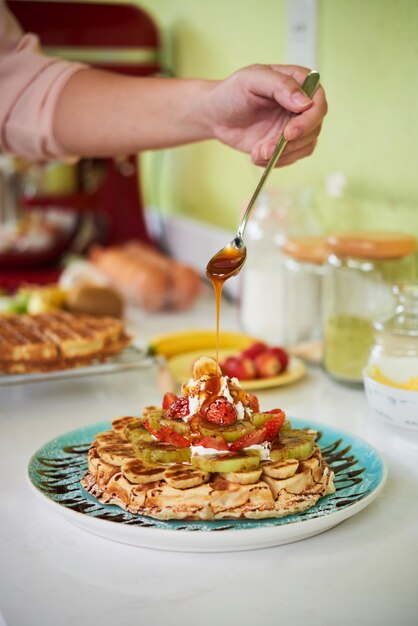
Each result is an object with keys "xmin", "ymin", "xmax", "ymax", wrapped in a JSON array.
[
  {"xmin": 281, "ymin": 236, "xmax": 326, "ymax": 359},
  {"xmin": 239, "ymin": 193, "xmax": 288, "ymax": 344},
  {"xmin": 323, "ymin": 232, "xmax": 417, "ymax": 384},
  {"xmin": 367, "ymin": 283, "xmax": 418, "ymax": 384}
]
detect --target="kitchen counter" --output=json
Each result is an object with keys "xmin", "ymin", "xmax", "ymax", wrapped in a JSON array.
[{"xmin": 0, "ymin": 289, "xmax": 417, "ymax": 626}]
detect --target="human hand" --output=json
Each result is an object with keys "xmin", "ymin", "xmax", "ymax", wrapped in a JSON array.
[{"xmin": 207, "ymin": 64, "xmax": 327, "ymax": 167}]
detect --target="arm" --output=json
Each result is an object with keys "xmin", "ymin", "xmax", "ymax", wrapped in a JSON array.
[{"xmin": 54, "ymin": 63, "xmax": 327, "ymax": 166}]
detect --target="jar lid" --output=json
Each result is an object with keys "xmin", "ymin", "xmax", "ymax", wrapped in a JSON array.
[
  {"xmin": 282, "ymin": 236, "xmax": 327, "ymax": 264},
  {"xmin": 326, "ymin": 232, "xmax": 417, "ymax": 259}
]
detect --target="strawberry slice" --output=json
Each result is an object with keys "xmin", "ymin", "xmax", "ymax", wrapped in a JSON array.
[
  {"xmin": 205, "ymin": 396, "xmax": 238, "ymax": 425},
  {"xmin": 195, "ymin": 435, "xmax": 229, "ymax": 451},
  {"xmin": 248, "ymin": 394, "xmax": 260, "ymax": 413},
  {"xmin": 230, "ymin": 411, "xmax": 285, "ymax": 451},
  {"xmin": 143, "ymin": 420, "xmax": 190, "ymax": 448},
  {"xmin": 166, "ymin": 396, "xmax": 190, "ymax": 419},
  {"xmin": 162, "ymin": 392, "xmax": 178, "ymax": 410}
]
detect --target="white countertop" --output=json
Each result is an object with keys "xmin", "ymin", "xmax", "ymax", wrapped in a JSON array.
[{"xmin": 1, "ymin": 289, "xmax": 417, "ymax": 626}]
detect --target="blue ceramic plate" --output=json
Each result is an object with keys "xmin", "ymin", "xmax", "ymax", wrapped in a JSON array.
[{"xmin": 28, "ymin": 419, "xmax": 387, "ymax": 552}]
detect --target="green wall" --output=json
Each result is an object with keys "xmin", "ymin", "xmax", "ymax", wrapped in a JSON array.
[{"xmin": 136, "ymin": 0, "xmax": 418, "ymax": 237}]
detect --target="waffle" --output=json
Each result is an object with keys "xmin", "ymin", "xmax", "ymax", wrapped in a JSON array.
[{"xmin": 0, "ymin": 311, "xmax": 131, "ymax": 373}]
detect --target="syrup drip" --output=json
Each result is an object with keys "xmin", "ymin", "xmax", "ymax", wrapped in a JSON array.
[{"xmin": 206, "ymin": 245, "xmax": 246, "ymax": 362}]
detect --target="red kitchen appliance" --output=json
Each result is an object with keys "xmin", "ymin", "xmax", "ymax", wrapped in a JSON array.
[{"xmin": 2, "ymin": 0, "xmax": 162, "ymax": 289}]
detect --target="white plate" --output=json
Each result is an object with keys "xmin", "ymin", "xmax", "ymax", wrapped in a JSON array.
[{"xmin": 28, "ymin": 419, "xmax": 387, "ymax": 552}]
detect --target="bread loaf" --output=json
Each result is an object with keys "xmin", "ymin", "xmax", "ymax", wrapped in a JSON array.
[{"xmin": 89, "ymin": 242, "xmax": 202, "ymax": 311}]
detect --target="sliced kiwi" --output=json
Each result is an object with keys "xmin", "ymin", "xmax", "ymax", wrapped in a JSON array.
[
  {"xmin": 147, "ymin": 416, "xmax": 190, "ymax": 436},
  {"xmin": 192, "ymin": 450, "xmax": 260, "ymax": 473},
  {"xmin": 270, "ymin": 428, "xmax": 315, "ymax": 462},
  {"xmin": 125, "ymin": 425, "xmax": 155, "ymax": 444},
  {"xmin": 250, "ymin": 413, "xmax": 291, "ymax": 429},
  {"xmin": 133, "ymin": 442, "xmax": 191, "ymax": 464},
  {"xmin": 198, "ymin": 419, "xmax": 255, "ymax": 442}
]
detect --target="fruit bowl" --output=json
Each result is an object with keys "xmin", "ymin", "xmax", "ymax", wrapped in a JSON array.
[{"xmin": 363, "ymin": 367, "xmax": 418, "ymax": 431}]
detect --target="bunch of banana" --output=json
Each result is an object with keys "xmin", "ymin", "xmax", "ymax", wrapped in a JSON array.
[{"xmin": 147, "ymin": 329, "xmax": 257, "ymax": 359}]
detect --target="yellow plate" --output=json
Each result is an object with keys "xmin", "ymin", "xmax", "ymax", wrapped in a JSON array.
[{"xmin": 167, "ymin": 349, "xmax": 306, "ymax": 391}]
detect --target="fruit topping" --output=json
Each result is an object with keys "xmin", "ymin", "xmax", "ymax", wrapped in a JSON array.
[
  {"xmin": 195, "ymin": 435, "xmax": 230, "ymax": 451},
  {"xmin": 191, "ymin": 450, "xmax": 260, "ymax": 473},
  {"xmin": 248, "ymin": 394, "xmax": 260, "ymax": 412},
  {"xmin": 192, "ymin": 356, "xmax": 222, "ymax": 379},
  {"xmin": 143, "ymin": 420, "xmax": 190, "ymax": 448},
  {"xmin": 270, "ymin": 429, "xmax": 315, "ymax": 462},
  {"xmin": 162, "ymin": 392, "xmax": 178, "ymax": 410},
  {"xmin": 270, "ymin": 346, "xmax": 289, "ymax": 371},
  {"xmin": 134, "ymin": 442, "xmax": 191, "ymax": 464},
  {"xmin": 205, "ymin": 396, "xmax": 238, "ymax": 425},
  {"xmin": 230, "ymin": 411, "xmax": 285, "ymax": 451},
  {"xmin": 166, "ymin": 396, "xmax": 190, "ymax": 419},
  {"xmin": 198, "ymin": 419, "xmax": 255, "ymax": 443}
]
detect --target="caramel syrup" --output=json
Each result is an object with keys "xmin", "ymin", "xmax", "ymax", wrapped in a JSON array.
[{"xmin": 206, "ymin": 244, "xmax": 246, "ymax": 362}]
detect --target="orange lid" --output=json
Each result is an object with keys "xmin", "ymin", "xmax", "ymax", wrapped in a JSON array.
[
  {"xmin": 282, "ymin": 236, "xmax": 327, "ymax": 264},
  {"xmin": 326, "ymin": 232, "xmax": 417, "ymax": 259}
]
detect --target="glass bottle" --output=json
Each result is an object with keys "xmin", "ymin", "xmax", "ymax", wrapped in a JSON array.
[
  {"xmin": 367, "ymin": 283, "xmax": 418, "ymax": 384},
  {"xmin": 323, "ymin": 232, "xmax": 417, "ymax": 384},
  {"xmin": 281, "ymin": 236, "xmax": 326, "ymax": 360}
]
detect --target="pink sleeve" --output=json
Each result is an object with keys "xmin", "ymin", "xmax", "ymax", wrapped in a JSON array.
[{"xmin": 0, "ymin": 1, "xmax": 87, "ymax": 160}]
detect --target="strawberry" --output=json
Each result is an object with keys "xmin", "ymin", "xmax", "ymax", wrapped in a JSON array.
[
  {"xmin": 271, "ymin": 346, "xmax": 289, "ymax": 371},
  {"xmin": 166, "ymin": 396, "xmax": 190, "ymax": 419},
  {"xmin": 162, "ymin": 392, "xmax": 178, "ymax": 410},
  {"xmin": 143, "ymin": 420, "xmax": 190, "ymax": 447},
  {"xmin": 242, "ymin": 341, "xmax": 268, "ymax": 361},
  {"xmin": 205, "ymin": 396, "xmax": 238, "ymax": 426},
  {"xmin": 248, "ymin": 394, "xmax": 260, "ymax": 412},
  {"xmin": 195, "ymin": 435, "xmax": 229, "ymax": 451},
  {"xmin": 254, "ymin": 349, "xmax": 281, "ymax": 378},
  {"xmin": 230, "ymin": 411, "xmax": 285, "ymax": 451},
  {"xmin": 220, "ymin": 356, "xmax": 256, "ymax": 380}
]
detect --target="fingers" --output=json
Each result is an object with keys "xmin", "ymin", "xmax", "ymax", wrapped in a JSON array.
[
  {"xmin": 251, "ymin": 126, "xmax": 321, "ymax": 164},
  {"xmin": 284, "ymin": 85, "xmax": 328, "ymax": 141},
  {"xmin": 245, "ymin": 64, "xmax": 313, "ymax": 114},
  {"xmin": 251, "ymin": 137, "xmax": 318, "ymax": 167}
]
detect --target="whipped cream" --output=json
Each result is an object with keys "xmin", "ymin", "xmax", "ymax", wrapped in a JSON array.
[
  {"xmin": 190, "ymin": 445, "xmax": 230, "ymax": 457},
  {"xmin": 245, "ymin": 442, "xmax": 271, "ymax": 461}
]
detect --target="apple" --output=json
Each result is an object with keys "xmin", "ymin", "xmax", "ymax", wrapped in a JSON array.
[{"xmin": 220, "ymin": 355, "xmax": 256, "ymax": 380}]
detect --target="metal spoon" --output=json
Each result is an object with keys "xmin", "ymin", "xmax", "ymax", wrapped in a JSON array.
[{"xmin": 206, "ymin": 70, "xmax": 321, "ymax": 281}]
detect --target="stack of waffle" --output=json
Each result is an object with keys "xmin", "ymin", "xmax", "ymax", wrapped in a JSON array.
[{"xmin": 0, "ymin": 311, "xmax": 131, "ymax": 373}]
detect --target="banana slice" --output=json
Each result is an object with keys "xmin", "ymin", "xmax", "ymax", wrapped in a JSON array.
[
  {"xmin": 164, "ymin": 464, "xmax": 210, "ymax": 489},
  {"xmin": 192, "ymin": 356, "xmax": 222, "ymax": 379},
  {"xmin": 121, "ymin": 458, "xmax": 166, "ymax": 484},
  {"xmin": 97, "ymin": 442, "xmax": 135, "ymax": 466},
  {"xmin": 221, "ymin": 468, "xmax": 262, "ymax": 485},
  {"xmin": 262, "ymin": 458, "xmax": 299, "ymax": 479}
]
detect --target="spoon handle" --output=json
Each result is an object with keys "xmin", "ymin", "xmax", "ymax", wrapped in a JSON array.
[{"xmin": 236, "ymin": 70, "xmax": 321, "ymax": 241}]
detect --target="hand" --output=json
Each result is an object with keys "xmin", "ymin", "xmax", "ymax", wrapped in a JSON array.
[{"xmin": 207, "ymin": 64, "xmax": 328, "ymax": 167}]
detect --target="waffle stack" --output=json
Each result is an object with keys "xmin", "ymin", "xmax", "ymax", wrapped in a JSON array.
[{"xmin": 0, "ymin": 311, "xmax": 131, "ymax": 373}]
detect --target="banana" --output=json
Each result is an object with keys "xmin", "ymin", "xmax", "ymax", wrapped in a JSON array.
[
  {"xmin": 164, "ymin": 464, "xmax": 210, "ymax": 489},
  {"xmin": 112, "ymin": 416, "xmax": 142, "ymax": 438},
  {"xmin": 148, "ymin": 329, "xmax": 257, "ymax": 359},
  {"xmin": 221, "ymin": 468, "xmax": 262, "ymax": 485},
  {"xmin": 262, "ymin": 458, "xmax": 299, "ymax": 479},
  {"xmin": 121, "ymin": 458, "xmax": 166, "ymax": 484},
  {"xmin": 192, "ymin": 356, "xmax": 222, "ymax": 379},
  {"xmin": 97, "ymin": 442, "xmax": 135, "ymax": 466}
]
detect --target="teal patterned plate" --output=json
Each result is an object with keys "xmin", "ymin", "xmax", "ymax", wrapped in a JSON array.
[{"xmin": 28, "ymin": 419, "xmax": 387, "ymax": 552}]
